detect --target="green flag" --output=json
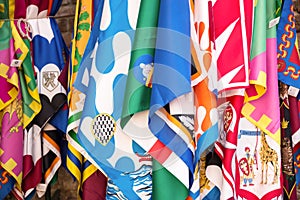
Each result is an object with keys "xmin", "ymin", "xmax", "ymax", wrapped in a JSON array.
[
  {"xmin": 121, "ymin": 0, "xmax": 191, "ymax": 199},
  {"xmin": 152, "ymin": 159, "xmax": 188, "ymax": 200},
  {"xmin": 121, "ymin": 0, "xmax": 160, "ymax": 125}
]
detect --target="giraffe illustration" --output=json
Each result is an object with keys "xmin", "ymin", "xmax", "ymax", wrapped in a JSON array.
[{"xmin": 259, "ymin": 132, "xmax": 279, "ymax": 184}]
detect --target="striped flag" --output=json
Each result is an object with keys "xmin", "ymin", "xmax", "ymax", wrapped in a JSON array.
[{"xmin": 81, "ymin": 158, "xmax": 107, "ymax": 199}]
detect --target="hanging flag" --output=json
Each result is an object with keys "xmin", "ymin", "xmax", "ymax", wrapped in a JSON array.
[
  {"xmin": 74, "ymin": 0, "xmax": 152, "ymax": 199},
  {"xmin": 239, "ymin": 0, "xmax": 282, "ymax": 199},
  {"xmin": 37, "ymin": 125, "xmax": 62, "ymax": 198},
  {"xmin": 0, "ymin": 22, "xmax": 18, "ymax": 110},
  {"xmin": 242, "ymin": 0, "xmax": 281, "ymax": 143},
  {"xmin": 236, "ymin": 118, "xmax": 282, "ymax": 200},
  {"xmin": 0, "ymin": 4, "xmax": 29, "ymax": 191},
  {"xmin": 205, "ymin": 94, "xmax": 245, "ymax": 200},
  {"xmin": 289, "ymin": 90, "xmax": 300, "ymax": 186},
  {"xmin": 0, "ymin": 66, "xmax": 24, "ymax": 195},
  {"xmin": 17, "ymin": 38, "xmax": 41, "ymax": 129},
  {"xmin": 213, "ymin": 0, "xmax": 250, "ymax": 92},
  {"xmin": 22, "ymin": 122, "xmax": 43, "ymax": 198},
  {"xmin": 279, "ymin": 82, "xmax": 297, "ymax": 199},
  {"xmin": 121, "ymin": 0, "xmax": 195, "ymax": 199},
  {"xmin": 81, "ymin": 159, "xmax": 107, "ymax": 199},
  {"xmin": 189, "ymin": 0, "xmax": 220, "ymax": 198},
  {"xmin": 277, "ymin": 0, "xmax": 300, "ymax": 89},
  {"xmin": 193, "ymin": 0, "xmax": 218, "ymax": 162},
  {"xmin": 67, "ymin": 0, "xmax": 108, "ymax": 199},
  {"xmin": 13, "ymin": 8, "xmax": 43, "ymax": 197},
  {"xmin": 13, "ymin": 0, "xmax": 41, "ymax": 130},
  {"xmin": 67, "ymin": 15, "xmax": 107, "ymax": 196},
  {"xmin": 205, "ymin": 0, "xmax": 253, "ymax": 198},
  {"xmin": 0, "ymin": 166, "xmax": 16, "ymax": 199},
  {"xmin": 146, "ymin": 1, "xmax": 195, "ymax": 198},
  {"xmin": 21, "ymin": 0, "xmax": 68, "ymax": 197}
]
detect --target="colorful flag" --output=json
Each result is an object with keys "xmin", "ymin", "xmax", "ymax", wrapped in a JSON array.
[
  {"xmin": 242, "ymin": 0, "xmax": 281, "ymax": 143},
  {"xmin": 213, "ymin": 0, "xmax": 250, "ymax": 92},
  {"xmin": 279, "ymin": 82, "xmax": 297, "ymax": 199},
  {"xmin": 0, "ymin": 166, "xmax": 16, "ymax": 199},
  {"xmin": 81, "ymin": 159, "xmax": 107, "ymax": 199},
  {"xmin": 121, "ymin": 0, "xmax": 194, "ymax": 199},
  {"xmin": 289, "ymin": 92, "xmax": 300, "ymax": 186},
  {"xmin": 13, "ymin": 0, "xmax": 41, "ymax": 130},
  {"xmin": 22, "ymin": 123, "xmax": 43, "ymax": 198},
  {"xmin": 206, "ymin": 94, "xmax": 245, "ymax": 200},
  {"xmin": 13, "ymin": 9, "xmax": 41, "ymax": 197},
  {"xmin": 147, "ymin": 1, "xmax": 195, "ymax": 197},
  {"xmin": 0, "ymin": 4, "xmax": 28, "ymax": 191},
  {"xmin": 236, "ymin": 118, "xmax": 282, "ymax": 200},
  {"xmin": 0, "ymin": 68, "xmax": 23, "ymax": 194},
  {"xmin": 205, "ymin": 0, "xmax": 253, "ymax": 199},
  {"xmin": 277, "ymin": 0, "xmax": 300, "ymax": 89},
  {"xmin": 21, "ymin": 1, "xmax": 69, "ymax": 197},
  {"xmin": 17, "ymin": 38, "xmax": 41, "ymax": 129},
  {"xmin": 193, "ymin": 0, "xmax": 218, "ymax": 161},
  {"xmin": 67, "ymin": 0, "xmax": 108, "ymax": 199},
  {"xmin": 74, "ymin": 1, "xmax": 152, "ymax": 198},
  {"xmin": 239, "ymin": 0, "xmax": 282, "ymax": 198},
  {"xmin": 187, "ymin": 0, "xmax": 219, "ymax": 198}
]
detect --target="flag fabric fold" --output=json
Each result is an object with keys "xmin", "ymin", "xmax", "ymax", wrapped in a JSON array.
[
  {"xmin": 242, "ymin": 0, "xmax": 281, "ymax": 143},
  {"xmin": 205, "ymin": 0, "xmax": 254, "ymax": 199},
  {"xmin": 74, "ymin": 1, "xmax": 153, "ymax": 199},
  {"xmin": 21, "ymin": 0, "xmax": 69, "ymax": 198},
  {"xmin": 1, "ymin": 0, "xmax": 300, "ymax": 199},
  {"xmin": 148, "ymin": 1, "xmax": 194, "ymax": 193},
  {"xmin": 0, "ymin": 1, "xmax": 27, "ymax": 193},
  {"xmin": 277, "ymin": 0, "xmax": 300, "ymax": 89},
  {"xmin": 189, "ymin": 0, "xmax": 219, "ymax": 198},
  {"xmin": 279, "ymin": 82, "xmax": 297, "ymax": 199},
  {"xmin": 239, "ymin": 0, "xmax": 282, "ymax": 198},
  {"xmin": 66, "ymin": 0, "xmax": 107, "ymax": 198}
]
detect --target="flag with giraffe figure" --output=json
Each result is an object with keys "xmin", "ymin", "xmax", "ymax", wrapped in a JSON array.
[{"xmin": 236, "ymin": 118, "xmax": 282, "ymax": 199}]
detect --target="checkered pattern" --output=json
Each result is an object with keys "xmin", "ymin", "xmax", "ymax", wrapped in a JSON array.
[{"xmin": 92, "ymin": 114, "xmax": 116, "ymax": 145}]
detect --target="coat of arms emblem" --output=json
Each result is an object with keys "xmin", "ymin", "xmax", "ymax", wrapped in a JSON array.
[{"xmin": 42, "ymin": 71, "xmax": 59, "ymax": 92}]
